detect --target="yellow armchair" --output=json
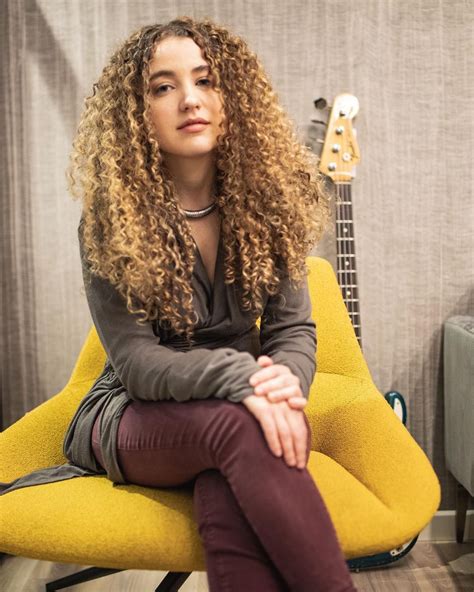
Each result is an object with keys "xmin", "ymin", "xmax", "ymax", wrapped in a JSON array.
[{"xmin": 0, "ymin": 256, "xmax": 441, "ymax": 589}]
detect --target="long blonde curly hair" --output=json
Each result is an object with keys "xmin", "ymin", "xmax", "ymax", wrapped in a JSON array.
[{"xmin": 67, "ymin": 15, "xmax": 334, "ymax": 346}]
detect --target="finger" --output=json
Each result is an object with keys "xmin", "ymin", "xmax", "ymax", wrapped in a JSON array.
[
  {"xmin": 266, "ymin": 384, "xmax": 301, "ymax": 403},
  {"xmin": 250, "ymin": 363, "xmax": 293, "ymax": 388},
  {"xmin": 249, "ymin": 365, "xmax": 280, "ymax": 388},
  {"xmin": 304, "ymin": 414, "xmax": 312, "ymax": 463},
  {"xmin": 257, "ymin": 355, "xmax": 274, "ymax": 366},
  {"xmin": 285, "ymin": 409, "xmax": 308, "ymax": 469},
  {"xmin": 259, "ymin": 414, "xmax": 282, "ymax": 458},
  {"xmin": 286, "ymin": 396, "xmax": 307, "ymax": 409},
  {"xmin": 255, "ymin": 374, "xmax": 299, "ymax": 397},
  {"xmin": 273, "ymin": 408, "xmax": 297, "ymax": 467}
]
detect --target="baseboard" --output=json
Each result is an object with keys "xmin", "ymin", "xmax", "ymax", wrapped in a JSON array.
[{"xmin": 419, "ymin": 510, "xmax": 474, "ymax": 542}]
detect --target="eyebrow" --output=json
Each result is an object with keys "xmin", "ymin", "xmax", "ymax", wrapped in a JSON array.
[{"xmin": 149, "ymin": 64, "xmax": 210, "ymax": 83}]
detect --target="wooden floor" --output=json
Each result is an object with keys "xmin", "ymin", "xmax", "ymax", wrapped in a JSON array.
[{"xmin": 1, "ymin": 542, "xmax": 473, "ymax": 591}]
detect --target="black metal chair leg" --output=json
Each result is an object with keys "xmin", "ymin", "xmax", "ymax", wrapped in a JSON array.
[
  {"xmin": 45, "ymin": 568, "xmax": 192, "ymax": 591},
  {"xmin": 45, "ymin": 567, "xmax": 124, "ymax": 591},
  {"xmin": 155, "ymin": 572, "xmax": 192, "ymax": 592}
]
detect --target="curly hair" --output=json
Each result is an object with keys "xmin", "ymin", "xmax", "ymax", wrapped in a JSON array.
[{"xmin": 67, "ymin": 15, "xmax": 334, "ymax": 346}]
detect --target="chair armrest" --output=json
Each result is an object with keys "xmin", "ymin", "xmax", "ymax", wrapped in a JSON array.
[{"xmin": 309, "ymin": 382, "xmax": 441, "ymax": 531}]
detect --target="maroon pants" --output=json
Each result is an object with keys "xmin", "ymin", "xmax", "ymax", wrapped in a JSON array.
[{"xmin": 92, "ymin": 398, "xmax": 357, "ymax": 592}]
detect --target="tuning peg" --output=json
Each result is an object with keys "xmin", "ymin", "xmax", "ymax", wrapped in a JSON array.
[
  {"xmin": 314, "ymin": 97, "xmax": 329, "ymax": 110},
  {"xmin": 310, "ymin": 118, "xmax": 326, "ymax": 125}
]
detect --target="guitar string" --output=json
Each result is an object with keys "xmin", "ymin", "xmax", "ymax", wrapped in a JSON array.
[
  {"xmin": 343, "ymin": 169, "xmax": 356, "ymax": 335},
  {"xmin": 344, "ymin": 176, "xmax": 354, "ymax": 321},
  {"xmin": 341, "ymin": 182, "xmax": 350, "ymax": 320},
  {"xmin": 338, "ymin": 182, "xmax": 346, "ymax": 313},
  {"xmin": 345, "ymin": 181, "xmax": 353, "ymax": 322},
  {"xmin": 345, "ymin": 172, "xmax": 354, "ymax": 324},
  {"xmin": 337, "ymin": 183, "xmax": 344, "ymax": 303},
  {"xmin": 337, "ymin": 168, "xmax": 347, "ymax": 317},
  {"xmin": 340, "ymin": 165, "xmax": 352, "ymax": 322},
  {"xmin": 329, "ymin": 127, "xmax": 358, "ymax": 335},
  {"xmin": 339, "ymin": 136, "xmax": 360, "ymax": 344}
]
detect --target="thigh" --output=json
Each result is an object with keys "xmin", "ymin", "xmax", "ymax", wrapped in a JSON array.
[{"xmin": 93, "ymin": 398, "xmax": 235, "ymax": 489}]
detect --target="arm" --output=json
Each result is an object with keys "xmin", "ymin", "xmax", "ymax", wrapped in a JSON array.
[
  {"xmin": 78, "ymin": 227, "xmax": 262, "ymax": 404},
  {"xmin": 259, "ymin": 264, "xmax": 317, "ymax": 399}
]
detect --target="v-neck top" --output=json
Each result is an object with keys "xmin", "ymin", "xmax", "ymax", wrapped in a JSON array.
[
  {"xmin": 190, "ymin": 231, "xmax": 222, "ymax": 309},
  {"xmin": 0, "ymin": 223, "xmax": 317, "ymax": 496}
]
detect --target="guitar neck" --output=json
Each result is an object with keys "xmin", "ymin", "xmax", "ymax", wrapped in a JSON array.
[{"xmin": 335, "ymin": 183, "xmax": 362, "ymax": 348}]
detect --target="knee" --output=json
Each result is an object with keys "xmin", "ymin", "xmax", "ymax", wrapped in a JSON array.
[
  {"xmin": 215, "ymin": 400, "xmax": 260, "ymax": 436},
  {"xmin": 206, "ymin": 401, "xmax": 265, "ymax": 462}
]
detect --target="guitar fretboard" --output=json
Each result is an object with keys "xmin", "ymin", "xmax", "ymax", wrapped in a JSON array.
[{"xmin": 335, "ymin": 183, "xmax": 362, "ymax": 349}]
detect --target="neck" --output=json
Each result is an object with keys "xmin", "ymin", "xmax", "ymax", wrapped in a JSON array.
[{"xmin": 163, "ymin": 154, "xmax": 217, "ymax": 209}]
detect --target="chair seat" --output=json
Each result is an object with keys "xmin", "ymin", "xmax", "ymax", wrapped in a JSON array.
[
  {"xmin": 1, "ymin": 474, "xmax": 206, "ymax": 572},
  {"xmin": 0, "ymin": 374, "xmax": 440, "ymax": 572}
]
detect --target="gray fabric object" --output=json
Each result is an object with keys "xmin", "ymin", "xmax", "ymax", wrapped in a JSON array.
[
  {"xmin": 443, "ymin": 316, "xmax": 474, "ymax": 496},
  {"xmin": 0, "ymin": 224, "xmax": 317, "ymax": 496}
]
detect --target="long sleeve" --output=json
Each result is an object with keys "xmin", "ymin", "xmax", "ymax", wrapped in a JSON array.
[
  {"xmin": 78, "ymin": 230, "xmax": 262, "ymax": 404},
  {"xmin": 259, "ymin": 266, "xmax": 317, "ymax": 399}
]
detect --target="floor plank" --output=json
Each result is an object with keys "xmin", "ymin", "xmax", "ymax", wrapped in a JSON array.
[
  {"xmin": 1, "ymin": 543, "xmax": 473, "ymax": 591},
  {"xmin": 350, "ymin": 543, "xmax": 474, "ymax": 591}
]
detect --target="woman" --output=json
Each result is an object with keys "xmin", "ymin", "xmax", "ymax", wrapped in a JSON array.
[{"xmin": 2, "ymin": 15, "xmax": 357, "ymax": 592}]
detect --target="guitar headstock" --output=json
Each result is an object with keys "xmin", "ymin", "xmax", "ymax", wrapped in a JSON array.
[{"xmin": 309, "ymin": 93, "xmax": 360, "ymax": 184}]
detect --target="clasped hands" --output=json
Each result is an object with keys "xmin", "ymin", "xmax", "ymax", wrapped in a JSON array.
[{"xmin": 242, "ymin": 355, "xmax": 309, "ymax": 470}]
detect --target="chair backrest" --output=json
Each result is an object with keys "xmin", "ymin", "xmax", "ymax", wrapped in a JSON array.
[
  {"xmin": 68, "ymin": 324, "xmax": 107, "ymax": 388},
  {"xmin": 306, "ymin": 256, "xmax": 370, "ymax": 380}
]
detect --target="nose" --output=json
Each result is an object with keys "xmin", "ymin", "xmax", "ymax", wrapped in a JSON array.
[
  {"xmin": 182, "ymin": 95, "xmax": 200, "ymax": 110},
  {"xmin": 180, "ymin": 83, "xmax": 201, "ymax": 111}
]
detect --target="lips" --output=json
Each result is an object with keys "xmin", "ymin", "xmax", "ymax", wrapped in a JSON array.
[{"xmin": 178, "ymin": 119, "xmax": 209, "ymax": 129}]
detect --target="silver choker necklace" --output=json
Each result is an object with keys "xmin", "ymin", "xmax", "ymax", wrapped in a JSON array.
[{"xmin": 183, "ymin": 201, "xmax": 217, "ymax": 219}]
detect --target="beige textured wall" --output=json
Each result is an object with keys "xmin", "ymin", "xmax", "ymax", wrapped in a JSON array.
[{"xmin": 1, "ymin": 0, "xmax": 473, "ymax": 512}]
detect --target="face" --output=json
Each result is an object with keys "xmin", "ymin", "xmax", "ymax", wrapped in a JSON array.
[{"xmin": 146, "ymin": 36, "xmax": 226, "ymax": 162}]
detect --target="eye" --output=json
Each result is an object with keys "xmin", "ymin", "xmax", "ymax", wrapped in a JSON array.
[
  {"xmin": 151, "ymin": 78, "xmax": 213, "ymax": 96},
  {"xmin": 152, "ymin": 84, "xmax": 172, "ymax": 95}
]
